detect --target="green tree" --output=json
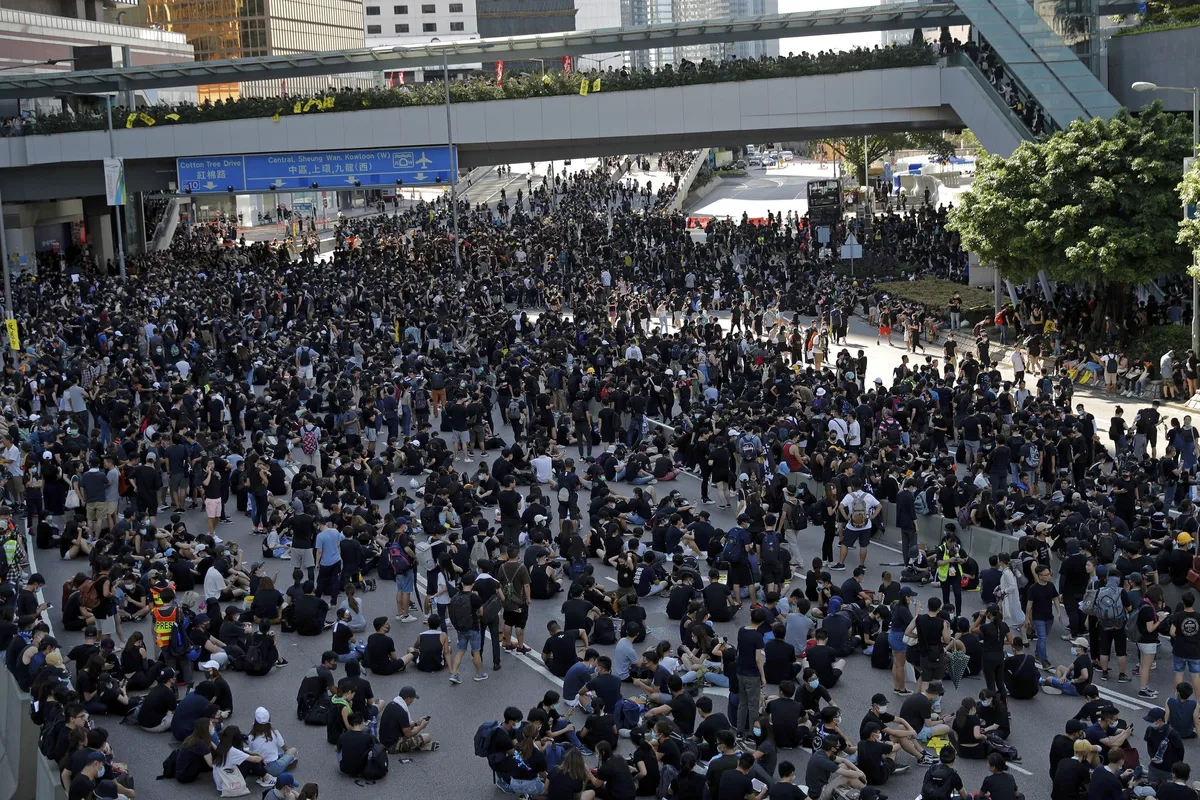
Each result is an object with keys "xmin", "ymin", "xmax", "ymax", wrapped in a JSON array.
[
  {"xmin": 819, "ymin": 132, "xmax": 955, "ymax": 185},
  {"xmin": 948, "ymin": 103, "xmax": 1192, "ymax": 298},
  {"xmin": 1181, "ymin": 160, "xmax": 1200, "ymax": 275}
]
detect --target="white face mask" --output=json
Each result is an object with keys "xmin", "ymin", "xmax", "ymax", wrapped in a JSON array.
[{"xmin": 877, "ymin": 705, "xmax": 888, "ymax": 715}]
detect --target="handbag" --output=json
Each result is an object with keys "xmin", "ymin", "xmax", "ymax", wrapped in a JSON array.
[
  {"xmin": 65, "ymin": 484, "xmax": 81, "ymax": 510},
  {"xmin": 214, "ymin": 765, "xmax": 250, "ymax": 797},
  {"xmin": 1188, "ymin": 556, "xmax": 1200, "ymax": 593}
]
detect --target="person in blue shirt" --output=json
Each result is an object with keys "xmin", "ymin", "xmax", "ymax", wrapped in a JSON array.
[
  {"xmin": 171, "ymin": 681, "xmax": 225, "ymax": 741},
  {"xmin": 562, "ymin": 650, "xmax": 598, "ymax": 714},
  {"xmin": 314, "ymin": 521, "xmax": 345, "ymax": 606}
]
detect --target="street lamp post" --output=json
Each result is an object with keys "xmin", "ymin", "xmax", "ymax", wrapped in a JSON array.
[
  {"xmin": 431, "ymin": 38, "xmax": 461, "ymax": 279},
  {"xmin": 1133, "ymin": 80, "xmax": 1199, "ymax": 355}
]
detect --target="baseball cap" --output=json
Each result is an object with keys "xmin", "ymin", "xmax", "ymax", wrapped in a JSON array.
[
  {"xmin": 93, "ymin": 780, "xmax": 120, "ymax": 800},
  {"xmin": 871, "ymin": 693, "xmax": 888, "ymax": 705},
  {"xmin": 276, "ymin": 773, "xmax": 297, "ymax": 788},
  {"xmin": 1073, "ymin": 739, "xmax": 1093, "ymax": 755},
  {"xmin": 1065, "ymin": 719, "xmax": 1087, "ymax": 734},
  {"xmin": 1144, "ymin": 707, "xmax": 1166, "ymax": 723},
  {"xmin": 1070, "ymin": 637, "xmax": 1090, "ymax": 649},
  {"xmin": 1178, "ymin": 532, "xmax": 1194, "ymax": 546},
  {"xmin": 254, "ymin": 707, "xmax": 270, "ymax": 724},
  {"xmin": 900, "ymin": 586, "xmax": 919, "ymax": 597},
  {"xmin": 199, "ymin": 660, "xmax": 221, "ymax": 671}
]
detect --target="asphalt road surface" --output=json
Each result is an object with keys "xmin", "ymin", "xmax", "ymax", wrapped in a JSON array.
[{"xmin": 29, "ymin": 309, "xmax": 1197, "ymax": 800}]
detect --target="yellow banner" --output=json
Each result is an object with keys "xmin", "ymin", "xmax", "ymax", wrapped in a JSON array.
[
  {"xmin": 393, "ymin": 320, "xmax": 400, "ymax": 343},
  {"xmin": 579, "ymin": 78, "xmax": 588, "ymax": 97},
  {"xmin": 293, "ymin": 101, "xmax": 302, "ymax": 114},
  {"xmin": 5, "ymin": 319, "xmax": 19, "ymax": 352},
  {"xmin": 273, "ymin": 109, "xmax": 281, "ymax": 123},
  {"xmin": 303, "ymin": 99, "xmax": 321, "ymax": 112},
  {"xmin": 164, "ymin": 113, "xmax": 180, "ymax": 121},
  {"xmin": 125, "ymin": 113, "xmax": 136, "ymax": 129},
  {"xmin": 324, "ymin": 96, "xmax": 336, "ymax": 110},
  {"xmin": 542, "ymin": 73, "xmax": 552, "ymax": 85},
  {"xmin": 592, "ymin": 78, "xmax": 601, "ymax": 93},
  {"xmin": 138, "ymin": 113, "xmax": 156, "ymax": 126}
]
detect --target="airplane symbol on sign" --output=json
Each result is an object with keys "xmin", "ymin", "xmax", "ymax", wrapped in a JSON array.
[{"xmin": 416, "ymin": 152, "xmax": 433, "ymax": 168}]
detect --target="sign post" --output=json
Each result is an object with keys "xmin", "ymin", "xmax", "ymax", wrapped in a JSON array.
[{"xmin": 839, "ymin": 232, "xmax": 862, "ymax": 276}]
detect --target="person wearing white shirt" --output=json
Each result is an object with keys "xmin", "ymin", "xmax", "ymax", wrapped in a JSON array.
[
  {"xmin": 1, "ymin": 433, "xmax": 23, "ymax": 507},
  {"xmin": 175, "ymin": 359, "xmax": 192, "ymax": 380},
  {"xmin": 600, "ymin": 269, "xmax": 612, "ymax": 287},
  {"xmin": 245, "ymin": 707, "xmax": 299, "ymax": 777},
  {"xmin": 837, "ymin": 480, "xmax": 880, "ymax": 570},
  {"xmin": 625, "ymin": 343, "xmax": 643, "ymax": 362},
  {"xmin": 846, "ymin": 416, "xmax": 862, "ymax": 448},
  {"xmin": 530, "ymin": 452, "xmax": 553, "ymax": 484},
  {"xmin": 1010, "ymin": 348, "xmax": 1026, "ymax": 381},
  {"xmin": 827, "ymin": 413, "xmax": 848, "ymax": 445}
]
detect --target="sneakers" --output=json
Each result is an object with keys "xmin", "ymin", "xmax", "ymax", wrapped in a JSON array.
[
  {"xmin": 702, "ymin": 498, "xmax": 716, "ymax": 505},
  {"xmin": 474, "ymin": 673, "xmax": 489, "ymax": 682},
  {"xmin": 399, "ymin": 615, "xmax": 418, "ymax": 623},
  {"xmin": 1139, "ymin": 688, "xmax": 1159, "ymax": 699},
  {"xmin": 1041, "ymin": 684, "xmax": 1064, "ymax": 695},
  {"xmin": 1117, "ymin": 673, "xmax": 1131, "ymax": 683},
  {"xmin": 464, "ymin": 457, "xmax": 473, "ymax": 463},
  {"xmin": 830, "ymin": 563, "xmax": 847, "ymax": 571},
  {"xmin": 578, "ymin": 747, "xmax": 594, "ymax": 756},
  {"xmin": 449, "ymin": 673, "xmax": 462, "ymax": 684},
  {"xmin": 893, "ymin": 688, "xmax": 912, "ymax": 696},
  {"xmin": 257, "ymin": 776, "xmax": 277, "ymax": 788},
  {"xmin": 893, "ymin": 764, "xmax": 911, "ymax": 775},
  {"xmin": 918, "ymin": 752, "xmax": 939, "ymax": 766},
  {"xmin": 516, "ymin": 645, "xmax": 531, "ymax": 654},
  {"xmin": 1100, "ymin": 669, "xmax": 1110, "ymax": 682}
]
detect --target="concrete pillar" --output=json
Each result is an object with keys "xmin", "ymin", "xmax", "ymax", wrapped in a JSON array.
[
  {"xmin": 127, "ymin": 192, "xmax": 145, "ymax": 256},
  {"xmin": 82, "ymin": 196, "xmax": 115, "ymax": 272}
]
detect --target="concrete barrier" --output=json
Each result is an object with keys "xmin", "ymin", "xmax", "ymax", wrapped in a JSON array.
[{"xmin": 0, "ymin": 665, "xmax": 65, "ymax": 800}]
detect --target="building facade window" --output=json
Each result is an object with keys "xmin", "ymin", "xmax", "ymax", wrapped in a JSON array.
[
  {"xmin": 422, "ymin": 21, "xmax": 436, "ymax": 30},
  {"xmin": 395, "ymin": 23, "xmax": 409, "ymax": 31},
  {"xmin": 421, "ymin": 3, "xmax": 435, "ymax": 12},
  {"xmin": 367, "ymin": 24, "xmax": 381, "ymax": 32},
  {"xmin": 448, "ymin": 2, "xmax": 462, "ymax": 10},
  {"xmin": 394, "ymin": 4, "xmax": 407, "ymax": 11},
  {"xmin": 365, "ymin": 5, "xmax": 379, "ymax": 13},
  {"xmin": 449, "ymin": 20, "xmax": 463, "ymax": 30}
]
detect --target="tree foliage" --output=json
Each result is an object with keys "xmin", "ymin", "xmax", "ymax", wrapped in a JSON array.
[
  {"xmin": 820, "ymin": 132, "xmax": 956, "ymax": 184},
  {"xmin": 947, "ymin": 103, "xmax": 1193, "ymax": 285},
  {"xmin": 1180, "ymin": 160, "xmax": 1200, "ymax": 273}
]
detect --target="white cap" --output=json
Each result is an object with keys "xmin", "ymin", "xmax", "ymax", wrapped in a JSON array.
[
  {"xmin": 254, "ymin": 707, "xmax": 270, "ymax": 724},
  {"xmin": 534, "ymin": 514, "xmax": 548, "ymax": 524},
  {"xmin": 199, "ymin": 660, "xmax": 221, "ymax": 671}
]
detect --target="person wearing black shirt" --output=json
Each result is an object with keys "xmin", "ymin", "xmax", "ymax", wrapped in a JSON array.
[
  {"xmin": 67, "ymin": 753, "xmax": 106, "ymax": 800},
  {"xmin": 643, "ymin": 675, "xmax": 696, "ymax": 735},
  {"xmin": 541, "ymin": 621, "xmax": 584, "ymax": 678},
  {"xmin": 718, "ymin": 753, "xmax": 761, "ymax": 800},
  {"xmin": 765, "ymin": 682, "xmax": 808, "ymax": 749},
  {"xmin": 1051, "ymin": 739, "xmax": 1094, "ymax": 800},
  {"xmin": 857, "ymin": 723, "xmax": 903, "ymax": 785},
  {"xmin": 290, "ymin": 581, "xmax": 329, "ymax": 636},
  {"xmin": 768, "ymin": 761, "xmax": 807, "ymax": 800},
  {"xmin": 137, "ymin": 668, "xmax": 179, "ymax": 731},
  {"xmin": 365, "ymin": 616, "xmax": 412, "ymax": 675},
  {"xmin": 336, "ymin": 713, "xmax": 376, "ymax": 776},
  {"xmin": 977, "ymin": 753, "xmax": 1020, "ymax": 800},
  {"xmin": 804, "ymin": 631, "xmax": 843, "ymax": 688}
]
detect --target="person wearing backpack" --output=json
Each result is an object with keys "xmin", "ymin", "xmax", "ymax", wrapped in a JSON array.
[
  {"xmin": 294, "ymin": 341, "xmax": 317, "ymax": 387},
  {"xmin": 920, "ymin": 745, "xmax": 964, "ymax": 800},
  {"xmin": 448, "ymin": 572, "xmax": 487, "ymax": 684},
  {"xmin": 292, "ymin": 419, "xmax": 323, "ymax": 479},
  {"xmin": 837, "ymin": 479, "xmax": 879, "ymax": 571},
  {"xmin": 498, "ymin": 547, "xmax": 532, "ymax": 654},
  {"xmin": 757, "ymin": 521, "xmax": 784, "ymax": 594},
  {"xmin": 1091, "ymin": 572, "xmax": 1132, "ymax": 683}
]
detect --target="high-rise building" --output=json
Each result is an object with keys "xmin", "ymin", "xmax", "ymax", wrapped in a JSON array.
[
  {"xmin": 365, "ymin": 0, "xmax": 480, "ymax": 84},
  {"xmin": 144, "ymin": 0, "xmax": 372, "ymax": 101},
  {"xmin": 620, "ymin": 0, "xmax": 728, "ymax": 70},
  {"xmin": 729, "ymin": 0, "xmax": 778, "ymax": 60},
  {"xmin": 574, "ymin": 0, "xmax": 622, "ymax": 72},
  {"xmin": 476, "ymin": 0, "xmax": 575, "ymax": 74}
]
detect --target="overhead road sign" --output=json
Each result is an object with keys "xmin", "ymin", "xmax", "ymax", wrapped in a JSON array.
[{"xmin": 176, "ymin": 147, "xmax": 457, "ymax": 194}]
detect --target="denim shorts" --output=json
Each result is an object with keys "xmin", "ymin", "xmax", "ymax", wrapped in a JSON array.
[
  {"xmin": 918, "ymin": 725, "xmax": 937, "ymax": 742},
  {"xmin": 1174, "ymin": 656, "xmax": 1200, "ymax": 674},
  {"xmin": 457, "ymin": 629, "xmax": 482, "ymax": 652},
  {"xmin": 888, "ymin": 631, "xmax": 908, "ymax": 653},
  {"xmin": 395, "ymin": 570, "xmax": 415, "ymax": 593}
]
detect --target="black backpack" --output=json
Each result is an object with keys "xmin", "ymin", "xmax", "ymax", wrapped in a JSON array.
[
  {"xmin": 299, "ymin": 348, "xmax": 312, "ymax": 367},
  {"xmin": 921, "ymin": 763, "xmax": 958, "ymax": 800},
  {"xmin": 38, "ymin": 708, "xmax": 65, "ymax": 758},
  {"xmin": 591, "ymin": 615, "xmax": 617, "ymax": 645},
  {"xmin": 360, "ymin": 742, "xmax": 389, "ymax": 780}
]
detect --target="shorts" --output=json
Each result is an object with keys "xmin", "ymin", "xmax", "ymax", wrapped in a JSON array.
[
  {"xmin": 364, "ymin": 427, "xmax": 378, "ymax": 443},
  {"xmin": 920, "ymin": 652, "xmax": 945, "ymax": 681},
  {"xmin": 298, "ymin": 364, "xmax": 314, "ymax": 381},
  {"xmin": 395, "ymin": 570, "xmax": 415, "ymax": 593},
  {"xmin": 917, "ymin": 725, "xmax": 937, "ymax": 743},
  {"xmin": 1173, "ymin": 656, "xmax": 1200, "ymax": 674},
  {"xmin": 204, "ymin": 498, "xmax": 222, "ymax": 518},
  {"xmin": 1137, "ymin": 642, "xmax": 1158, "ymax": 655},
  {"xmin": 503, "ymin": 606, "xmax": 529, "ymax": 629},
  {"xmin": 453, "ymin": 430, "xmax": 470, "ymax": 446},
  {"xmin": 456, "ymin": 629, "xmax": 482, "ymax": 652},
  {"xmin": 169, "ymin": 473, "xmax": 189, "ymax": 493},
  {"xmin": 888, "ymin": 631, "xmax": 908, "ymax": 653},
  {"xmin": 96, "ymin": 615, "xmax": 116, "ymax": 636},
  {"xmin": 729, "ymin": 561, "xmax": 753, "ymax": 587},
  {"xmin": 391, "ymin": 733, "xmax": 426, "ymax": 753},
  {"xmin": 86, "ymin": 502, "xmax": 106, "ymax": 527},
  {"xmin": 879, "ymin": 326, "xmax": 892, "ymax": 336},
  {"xmin": 760, "ymin": 565, "xmax": 783, "ymax": 585},
  {"xmin": 842, "ymin": 526, "xmax": 872, "ymax": 548},
  {"xmin": 101, "ymin": 502, "xmax": 117, "ymax": 520},
  {"xmin": 291, "ymin": 547, "xmax": 315, "ymax": 572}
]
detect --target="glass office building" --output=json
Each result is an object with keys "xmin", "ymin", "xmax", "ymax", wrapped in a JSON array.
[{"xmin": 144, "ymin": 0, "xmax": 371, "ymax": 101}]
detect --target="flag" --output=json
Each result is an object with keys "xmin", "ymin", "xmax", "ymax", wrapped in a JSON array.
[
  {"xmin": 293, "ymin": 101, "xmax": 302, "ymax": 114},
  {"xmin": 138, "ymin": 113, "xmax": 156, "ymax": 126},
  {"xmin": 324, "ymin": 96, "xmax": 336, "ymax": 110},
  {"xmin": 592, "ymin": 78, "xmax": 601, "ymax": 93},
  {"xmin": 542, "ymin": 73, "xmax": 552, "ymax": 85},
  {"xmin": 273, "ymin": 109, "xmax": 281, "ymax": 123},
  {"xmin": 496, "ymin": 60, "xmax": 504, "ymax": 85},
  {"xmin": 125, "ymin": 113, "xmax": 136, "ymax": 129},
  {"xmin": 398, "ymin": 71, "xmax": 405, "ymax": 85},
  {"xmin": 394, "ymin": 319, "xmax": 400, "ymax": 343},
  {"xmin": 164, "ymin": 113, "xmax": 180, "ymax": 121},
  {"xmin": 563, "ymin": 55, "xmax": 573, "ymax": 77},
  {"xmin": 579, "ymin": 78, "xmax": 588, "ymax": 97},
  {"xmin": 303, "ymin": 98, "xmax": 321, "ymax": 112}
]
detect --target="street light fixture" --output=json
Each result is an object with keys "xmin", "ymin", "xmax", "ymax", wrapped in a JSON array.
[
  {"xmin": 431, "ymin": 37, "xmax": 461, "ymax": 278},
  {"xmin": 1132, "ymin": 80, "xmax": 1200, "ymax": 357}
]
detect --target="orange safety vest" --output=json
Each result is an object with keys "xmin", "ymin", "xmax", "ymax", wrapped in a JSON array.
[{"xmin": 152, "ymin": 606, "xmax": 179, "ymax": 649}]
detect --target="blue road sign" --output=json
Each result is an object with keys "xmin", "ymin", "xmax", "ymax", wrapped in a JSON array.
[{"xmin": 177, "ymin": 147, "xmax": 456, "ymax": 194}]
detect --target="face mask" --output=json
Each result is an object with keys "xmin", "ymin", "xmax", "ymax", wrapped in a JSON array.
[
  {"xmin": 752, "ymin": 727, "xmax": 762, "ymax": 738},
  {"xmin": 97, "ymin": 766, "xmax": 105, "ymax": 778},
  {"xmin": 980, "ymin": 700, "xmax": 991, "ymax": 708},
  {"xmin": 877, "ymin": 705, "xmax": 888, "ymax": 715},
  {"xmin": 808, "ymin": 680, "xmax": 820, "ymax": 689}
]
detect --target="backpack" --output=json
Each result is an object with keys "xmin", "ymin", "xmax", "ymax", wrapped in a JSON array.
[
  {"xmin": 1095, "ymin": 584, "xmax": 1128, "ymax": 630},
  {"xmin": 473, "ymin": 721, "xmax": 501, "ymax": 757},
  {"xmin": 614, "ymin": 699, "xmax": 643, "ymax": 729},
  {"xmin": 921, "ymin": 763, "xmax": 958, "ymax": 800},
  {"xmin": 1025, "ymin": 447, "xmax": 1041, "ymax": 470},
  {"xmin": 469, "ymin": 537, "xmax": 490, "ymax": 568},
  {"xmin": 914, "ymin": 490, "xmax": 931, "ymax": 516},
  {"xmin": 360, "ymin": 742, "xmax": 389, "ymax": 780},
  {"xmin": 985, "ymin": 733, "xmax": 1019, "ymax": 762},
  {"xmin": 412, "ymin": 389, "xmax": 429, "ymax": 412},
  {"xmin": 300, "ymin": 426, "xmax": 319, "ymax": 455},
  {"xmin": 739, "ymin": 435, "xmax": 758, "ymax": 462},
  {"xmin": 760, "ymin": 531, "xmax": 780, "ymax": 565},
  {"xmin": 299, "ymin": 348, "xmax": 312, "ymax": 367},
  {"xmin": 166, "ymin": 610, "xmax": 196, "ymax": 658},
  {"xmin": 244, "ymin": 637, "xmax": 272, "ymax": 676},
  {"xmin": 215, "ymin": 765, "xmax": 250, "ymax": 797},
  {"xmin": 508, "ymin": 399, "xmax": 522, "ymax": 422},
  {"xmin": 38, "ymin": 708, "xmax": 65, "ymax": 758},
  {"xmin": 481, "ymin": 593, "xmax": 503, "ymax": 626},
  {"xmin": 78, "ymin": 573, "xmax": 105, "ymax": 609},
  {"xmin": 1095, "ymin": 532, "xmax": 1116, "ymax": 565},
  {"xmin": 1126, "ymin": 598, "xmax": 1150, "ymax": 645},
  {"xmin": 849, "ymin": 492, "xmax": 869, "ymax": 528},
  {"xmin": 388, "ymin": 543, "xmax": 412, "ymax": 575},
  {"xmin": 884, "ymin": 418, "xmax": 901, "ymax": 445},
  {"xmin": 571, "ymin": 399, "xmax": 586, "ymax": 422},
  {"xmin": 591, "ymin": 615, "xmax": 617, "ymax": 645},
  {"xmin": 415, "ymin": 540, "xmax": 437, "ymax": 573},
  {"xmin": 500, "ymin": 563, "xmax": 525, "ymax": 610},
  {"xmin": 449, "ymin": 591, "xmax": 476, "ymax": 632},
  {"xmin": 720, "ymin": 530, "xmax": 745, "ymax": 563},
  {"xmin": 1014, "ymin": 555, "xmax": 1033, "ymax": 590}
]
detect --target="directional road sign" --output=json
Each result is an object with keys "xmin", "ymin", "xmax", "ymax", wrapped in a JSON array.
[{"xmin": 176, "ymin": 146, "xmax": 457, "ymax": 194}]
